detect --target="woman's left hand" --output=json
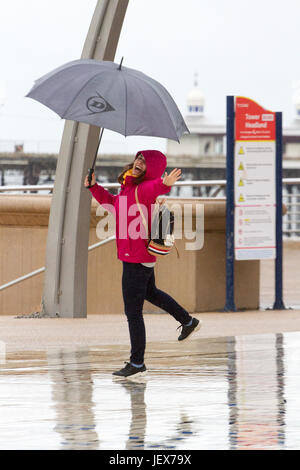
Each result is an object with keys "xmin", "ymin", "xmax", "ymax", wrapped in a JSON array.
[
  {"xmin": 163, "ymin": 168, "xmax": 182, "ymax": 186},
  {"xmin": 157, "ymin": 198, "xmax": 166, "ymax": 206}
]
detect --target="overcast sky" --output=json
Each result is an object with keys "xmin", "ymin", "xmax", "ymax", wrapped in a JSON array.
[{"xmin": 1, "ymin": 0, "xmax": 300, "ymax": 154}]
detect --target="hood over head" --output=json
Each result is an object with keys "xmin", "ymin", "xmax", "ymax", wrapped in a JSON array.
[{"xmin": 135, "ymin": 150, "xmax": 167, "ymax": 181}]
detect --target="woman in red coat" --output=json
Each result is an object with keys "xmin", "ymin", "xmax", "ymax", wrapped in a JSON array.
[{"xmin": 85, "ymin": 150, "xmax": 201, "ymax": 378}]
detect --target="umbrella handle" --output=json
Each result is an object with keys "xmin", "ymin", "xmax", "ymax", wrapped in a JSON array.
[
  {"xmin": 87, "ymin": 168, "xmax": 94, "ymax": 188},
  {"xmin": 86, "ymin": 128, "xmax": 104, "ymax": 188}
]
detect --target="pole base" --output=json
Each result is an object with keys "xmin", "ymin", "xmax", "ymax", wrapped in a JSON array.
[
  {"xmin": 272, "ymin": 300, "xmax": 287, "ymax": 310},
  {"xmin": 223, "ymin": 303, "xmax": 237, "ymax": 312}
]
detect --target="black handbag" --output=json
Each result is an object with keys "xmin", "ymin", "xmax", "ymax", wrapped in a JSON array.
[{"xmin": 135, "ymin": 187, "xmax": 179, "ymax": 257}]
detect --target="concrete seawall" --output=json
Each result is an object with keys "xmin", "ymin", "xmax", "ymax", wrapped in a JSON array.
[{"xmin": 0, "ymin": 194, "xmax": 261, "ymax": 316}]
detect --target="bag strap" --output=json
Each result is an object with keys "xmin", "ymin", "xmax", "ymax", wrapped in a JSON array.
[{"xmin": 135, "ymin": 186, "xmax": 149, "ymax": 238}]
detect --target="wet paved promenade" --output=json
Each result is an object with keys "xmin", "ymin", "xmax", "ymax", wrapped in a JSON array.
[
  {"xmin": 0, "ymin": 240, "xmax": 298, "ymax": 450},
  {"xmin": 0, "ymin": 331, "xmax": 299, "ymax": 450}
]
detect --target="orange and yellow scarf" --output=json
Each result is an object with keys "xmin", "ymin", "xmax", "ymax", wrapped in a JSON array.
[{"xmin": 122, "ymin": 169, "xmax": 137, "ymax": 184}]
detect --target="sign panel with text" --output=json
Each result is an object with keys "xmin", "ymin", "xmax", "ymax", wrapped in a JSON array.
[{"xmin": 234, "ymin": 97, "xmax": 276, "ymax": 260}]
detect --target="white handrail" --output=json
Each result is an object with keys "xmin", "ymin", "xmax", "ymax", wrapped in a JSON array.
[
  {"xmin": 0, "ymin": 180, "xmax": 227, "ymax": 192},
  {"xmin": 0, "ymin": 178, "xmax": 299, "ymax": 193},
  {"xmin": 0, "ymin": 185, "xmax": 55, "ymax": 192},
  {"xmin": 0, "ymin": 235, "xmax": 115, "ymax": 292}
]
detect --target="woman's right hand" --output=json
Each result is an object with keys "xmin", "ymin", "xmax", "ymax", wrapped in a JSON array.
[{"xmin": 84, "ymin": 172, "xmax": 96, "ymax": 188}]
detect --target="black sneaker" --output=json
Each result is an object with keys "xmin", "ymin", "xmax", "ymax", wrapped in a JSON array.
[
  {"xmin": 177, "ymin": 318, "xmax": 202, "ymax": 341},
  {"xmin": 112, "ymin": 362, "xmax": 147, "ymax": 378}
]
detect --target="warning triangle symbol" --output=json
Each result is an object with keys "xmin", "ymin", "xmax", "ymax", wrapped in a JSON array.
[
  {"xmin": 239, "ymin": 194, "xmax": 245, "ymax": 202},
  {"xmin": 238, "ymin": 147, "xmax": 245, "ymax": 155},
  {"xmin": 238, "ymin": 179, "xmax": 244, "ymax": 187},
  {"xmin": 238, "ymin": 162, "xmax": 244, "ymax": 171}
]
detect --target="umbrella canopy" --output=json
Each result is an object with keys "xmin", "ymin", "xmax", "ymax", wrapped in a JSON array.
[{"xmin": 26, "ymin": 59, "xmax": 189, "ymax": 142}]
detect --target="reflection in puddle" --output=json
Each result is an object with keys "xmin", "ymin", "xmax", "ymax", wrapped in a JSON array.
[
  {"xmin": 0, "ymin": 332, "xmax": 300, "ymax": 449},
  {"xmin": 47, "ymin": 348, "xmax": 99, "ymax": 450},
  {"xmin": 228, "ymin": 334, "xmax": 285, "ymax": 450},
  {"xmin": 119, "ymin": 381, "xmax": 147, "ymax": 450}
]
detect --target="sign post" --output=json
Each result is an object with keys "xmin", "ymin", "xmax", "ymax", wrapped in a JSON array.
[
  {"xmin": 273, "ymin": 112, "xmax": 286, "ymax": 310},
  {"xmin": 224, "ymin": 96, "xmax": 237, "ymax": 312}
]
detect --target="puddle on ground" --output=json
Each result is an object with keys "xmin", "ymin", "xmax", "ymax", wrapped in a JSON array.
[{"xmin": 0, "ymin": 332, "xmax": 299, "ymax": 450}]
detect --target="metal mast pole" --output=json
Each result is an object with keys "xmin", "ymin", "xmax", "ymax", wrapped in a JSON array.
[{"xmin": 42, "ymin": 0, "xmax": 129, "ymax": 317}]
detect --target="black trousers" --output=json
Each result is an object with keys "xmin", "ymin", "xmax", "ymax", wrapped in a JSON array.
[{"xmin": 122, "ymin": 262, "xmax": 192, "ymax": 365}]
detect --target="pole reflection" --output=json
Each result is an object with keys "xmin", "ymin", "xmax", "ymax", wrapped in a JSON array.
[
  {"xmin": 47, "ymin": 347, "xmax": 99, "ymax": 450},
  {"xmin": 227, "ymin": 333, "xmax": 286, "ymax": 450}
]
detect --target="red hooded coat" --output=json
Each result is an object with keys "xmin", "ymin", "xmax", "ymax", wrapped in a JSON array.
[{"xmin": 89, "ymin": 150, "xmax": 171, "ymax": 263}]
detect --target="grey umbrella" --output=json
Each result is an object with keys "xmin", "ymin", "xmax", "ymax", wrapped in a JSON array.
[
  {"xmin": 26, "ymin": 58, "xmax": 189, "ymax": 142},
  {"xmin": 26, "ymin": 58, "xmax": 189, "ymax": 185}
]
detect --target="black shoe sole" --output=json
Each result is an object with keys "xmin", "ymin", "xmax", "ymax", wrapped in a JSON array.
[{"xmin": 112, "ymin": 370, "xmax": 147, "ymax": 381}]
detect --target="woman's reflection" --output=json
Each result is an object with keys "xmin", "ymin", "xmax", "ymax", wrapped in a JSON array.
[
  {"xmin": 118, "ymin": 380, "xmax": 147, "ymax": 449},
  {"xmin": 115, "ymin": 378, "xmax": 194, "ymax": 450}
]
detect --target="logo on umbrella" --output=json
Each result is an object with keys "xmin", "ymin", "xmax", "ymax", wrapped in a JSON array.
[{"xmin": 86, "ymin": 92, "xmax": 115, "ymax": 114}]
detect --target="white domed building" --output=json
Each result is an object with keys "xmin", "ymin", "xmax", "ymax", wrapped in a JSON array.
[
  {"xmin": 167, "ymin": 76, "xmax": 225, "ymax": 162},
  {"xmin": 295, "ymin": 93, "xmax": 300, "ymax": 119},
  {"xmin": 186, "ymin": 75, "xmax": 205, "ymax": 117},
  {"xmin": 281, "ymin": 89, "xmax": 300, "ymax": 162}
]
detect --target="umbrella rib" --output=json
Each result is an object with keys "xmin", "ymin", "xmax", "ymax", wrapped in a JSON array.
[
  {"xmin": 146, "ymin": 80, "xmax": 180, "ymax": 140},
  {"xmin": 120, "ymin": 72, "xmax": 128, "ymax": 137},
  {"xmin": 129, "ymin": 73, "xmax": 180, "ymax": 141}
]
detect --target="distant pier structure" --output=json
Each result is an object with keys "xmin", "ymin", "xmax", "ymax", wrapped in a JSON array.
[
  {"xmin": 0, "ymin": 150, "xmax": 57, "ymax": 186},
  {"xmin": 0, "ymin": 151, "xmax": 138, "ymax": 189}
]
